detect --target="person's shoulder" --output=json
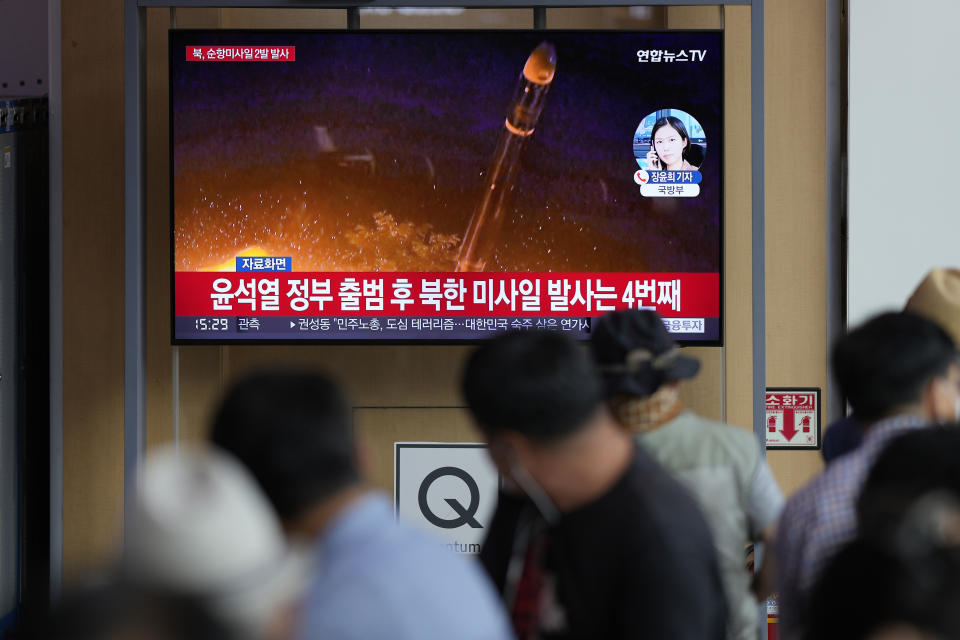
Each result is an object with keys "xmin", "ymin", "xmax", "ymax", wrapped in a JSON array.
[
  {"xmin": 822, "ymin": 416, "xmax": 864, "ymax": 463},
  {"xmin": 782, "ymin": 477, "xmax": 816, "ymax": 518},
  {"xmin": 387, "ymin": 524, "xmax": 512, "ymax": 633},
  {"xmin": 806, "ymin": 446, "xmax": 873, "ymax": 514},
  {"xmin": 813, "ymin": 445, "xmax": 868, "ymax": 492},
  {"xmin": 324, "ymin": 500, "xmax": 499, "ymax": 595},
  {"xmin": 782, "ymin": 457, "xmax": 851, "ymax": 524},
  {"xmin": 673, "ymin": 412, "xmax": 760, "ymax": 465},
  {"xmin": 619, "ymin": 449, "xmax": 712, "ymax": 526},
  {"xmin": 302, "ymin": 560, "xmax": 510, "ymax": 640},
  {"xmin": 318, "ymin": 519, "xmax": 510, "ymax": 633},
  {"xmin": 615, "ymin": 453, "xmax": 722, "ymax": 573},
  {"xmin": 713, "ymin": 420, "xmax": 762, "ymax": 463},
  {"xmin": 622, "ymin": 444, "xmax": 683, "ymax": 488},
  {"xmin": 686, "ymin": 412, "xmax": 757, "ymax": 445}
]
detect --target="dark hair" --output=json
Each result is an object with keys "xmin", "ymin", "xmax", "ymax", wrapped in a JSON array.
[
  {"xmin": 210, "ymin": 370, "xmax": 359, "ymax": 520},
  {"xmin": 831, "ymin": 311, "xmax": 957, "ymax": 422},
  {"xmin": 34, "ymin": 583, "xmax": 235, "ymax": 640},
  {"xmin": 650, "ymin": 115, "xmax": 691, "ymax": 164},
  {"xmin": 462, "ymin": 330, "xmax": 604, "ymax": 442},
  {"xmin": 858, "ymin": 426, "xmax": 960, "ymax": 542},
  {"xmin": 803, "ymin": 535, "xmax": 960, "ymax": 640}
]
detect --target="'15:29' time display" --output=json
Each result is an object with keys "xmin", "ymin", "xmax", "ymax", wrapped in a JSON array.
[{"xmin": 195, "ymin": 318, "xmax": 228, "ymax": 331}]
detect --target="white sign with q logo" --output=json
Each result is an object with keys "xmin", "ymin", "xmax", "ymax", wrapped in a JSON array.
[{"xmin": 394, "ymin": 443, "xmax": 500, "ymax": 554}]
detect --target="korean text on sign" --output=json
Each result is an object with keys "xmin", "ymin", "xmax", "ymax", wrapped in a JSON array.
[
  {"xmin": 186, "ymin": 46, "xmax": 296, "ymax": 61},
  {"xmin": 175, "ymin": 272, "xmax": 718, "ymax": 318}
]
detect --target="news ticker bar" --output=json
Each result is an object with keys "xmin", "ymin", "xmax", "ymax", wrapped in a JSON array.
[{"xmin": 175, "ymin": 316, "xmax": 719, "ymax": 342}]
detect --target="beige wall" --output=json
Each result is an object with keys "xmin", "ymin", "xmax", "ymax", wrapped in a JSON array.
[
  {"xmin": 60, "ymin": 1, "xmax": 827, "ymax": 580},
  {"xmin": 61, "ymin": 0, "xmax": 126, "ymax": 579},
  {"xmin": 763, "ymin": 0, "xmax": 828, "ymax": 494}
]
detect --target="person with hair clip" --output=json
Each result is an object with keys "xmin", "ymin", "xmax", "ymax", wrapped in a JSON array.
[
  {"xmin": 645, "ymin": 115, "xmax": 700, "ymax": 171},
  {"xmin": 590, "ymin": 309, "xmax": 784, "ymax": 640}
]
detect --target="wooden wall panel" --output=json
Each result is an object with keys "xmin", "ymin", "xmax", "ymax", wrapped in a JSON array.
[
  {"xmin": 356, "ymin": 9, "xmax": 531, "ymax": 29},
  {"xmin": 166, "ymin": 7, "xmax": 229, "ymax": 448},
  {"xmin": 176, "ymin": 346, "xmax": 225, "ymax": 444},
  {"xmin": 764, "ymin": 0, "xmax": 828, "ymax": 495},
  {"xmin": 146, "ymin": 8, "xmax": 173, "ymax": 451},
  {"xmin": 224, "ymin": 346, "xmax": 472, "ymax": 407},
  {"xmin": 219, "ymin": 9, "xmax": 346, "ymax": 29},
  {"xmin": 61, "ymin": 0, "xmax": 125, "ymax": 581},
  {"xmin": 545, "ymin": 7, "xmax": 665, "ymax": 29},
  {"xmin": 681, "ymin": 347, "xmax": 724, "ymax": 423},
  {"xmin": 661, "ymin": 8, "xmax": 727, "ymax": 429},
  {"xmin": 353, "ymin": 408, "xmax": 480, "ymax": 494},
  {"xmin": 664, "ymin": 5, "xmax": 754, "ymax": 434},
  {"xmin": 666, "ymin": 6, "xmax": 723, "ymax": 29},
  {"xmin": 171, "ymin": 8, "xmax": 221, "ymax": 28},
  {"xmin": 720, "ymin": 6, "xmax": 755, "ymax": 434}
]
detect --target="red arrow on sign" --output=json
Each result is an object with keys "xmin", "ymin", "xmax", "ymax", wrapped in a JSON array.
[{"xmin": 781, "ymin": 408, "xmax": 798, "ymax": 442}]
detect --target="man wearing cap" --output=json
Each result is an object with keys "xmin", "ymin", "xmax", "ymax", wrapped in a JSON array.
[{"xmin": 590, "ymin": 309, "xmax": 784, "ymax": 640}]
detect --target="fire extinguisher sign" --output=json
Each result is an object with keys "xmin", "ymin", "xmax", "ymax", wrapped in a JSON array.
[{"xmin": 765, "ymin": 388, "xmax": 821, "ymax": 450}]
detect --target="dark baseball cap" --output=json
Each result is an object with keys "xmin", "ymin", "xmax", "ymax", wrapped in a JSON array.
[{"xmin": 590, "ymin": 309, "xmax": 701, "ymax": 398}]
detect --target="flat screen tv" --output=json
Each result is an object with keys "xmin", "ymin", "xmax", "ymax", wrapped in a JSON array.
[{"xmin": 171, "ymin": 29, "xmax": 723, "ymax": 343}]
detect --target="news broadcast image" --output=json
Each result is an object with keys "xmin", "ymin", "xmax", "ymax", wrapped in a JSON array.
[{"xmin": 171, "ymin": 30, "xmax": 723, "ymax": 343}]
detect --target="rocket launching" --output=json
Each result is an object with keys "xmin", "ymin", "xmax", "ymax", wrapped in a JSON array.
[{"xmin": 455, "ymin": 42, "xmax": 556, "ymax": 273}]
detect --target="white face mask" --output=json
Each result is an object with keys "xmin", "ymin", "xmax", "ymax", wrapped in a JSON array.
[
  {"xmin": 932, "ymin": 373, "xmax": 960, "ymax": 424},
  {"xmin": 508, "ymin": 457, "xmax": 560, "ymax": 525}
]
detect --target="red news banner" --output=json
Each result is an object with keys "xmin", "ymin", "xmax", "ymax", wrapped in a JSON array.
[{"xmin": 175, "ymin": 272, "xmax": 719, "ymax": 318}]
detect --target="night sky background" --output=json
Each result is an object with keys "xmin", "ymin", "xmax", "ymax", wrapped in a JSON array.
[{"xmin": 171, "ymin": 30, "xmax": 723, "ymax": 273}]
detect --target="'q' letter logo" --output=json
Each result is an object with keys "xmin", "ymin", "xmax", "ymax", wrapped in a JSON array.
[{"xmin": 418, "ymin": 466, "xmax": 483, "ymax": 529}]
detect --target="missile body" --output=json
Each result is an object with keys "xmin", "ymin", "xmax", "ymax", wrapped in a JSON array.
[{"xmin": 455, "ymin": 42, "xmax": 556, "ymax": 273}]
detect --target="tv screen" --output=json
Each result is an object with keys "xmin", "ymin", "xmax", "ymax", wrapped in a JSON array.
[{"xmin": 171, "ymin": 29, "xmax": 723, "ymax": 343}]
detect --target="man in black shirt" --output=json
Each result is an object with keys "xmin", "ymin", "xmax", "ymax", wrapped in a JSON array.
[{"xmin": 462, "ymin": 330, "xmax": 728, "ymax": 640}]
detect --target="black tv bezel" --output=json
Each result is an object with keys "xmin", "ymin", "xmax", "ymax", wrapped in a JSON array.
[{"xmin": 168, "ymin": 27, "xmax": 725, "ymax": 347}]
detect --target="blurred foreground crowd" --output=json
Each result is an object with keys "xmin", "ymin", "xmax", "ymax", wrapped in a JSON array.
[{"xmin": 26, "ymin": 268, "xmax": 960, "ymax": 640}]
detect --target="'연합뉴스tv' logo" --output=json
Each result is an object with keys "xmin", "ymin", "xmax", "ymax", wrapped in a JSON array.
[{"xmin": 636, "ymin": 49, "xmax": 706, "ymax": 63}]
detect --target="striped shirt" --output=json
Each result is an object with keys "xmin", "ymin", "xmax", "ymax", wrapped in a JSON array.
[{"xmin": 774, "ymin": 414, "xmax": 927, "ymax": 638}]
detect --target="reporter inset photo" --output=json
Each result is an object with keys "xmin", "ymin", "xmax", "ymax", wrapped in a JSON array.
[{"xmin": 634, "ymin": 109, "xmax": 706, "ymax": 172}]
